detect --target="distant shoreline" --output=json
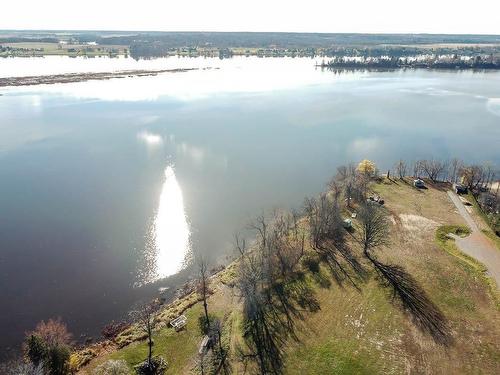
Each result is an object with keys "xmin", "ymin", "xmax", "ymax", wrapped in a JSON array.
[{"xmin": 0, "ymin": 67, "xmax": 209, "ymax": 87}]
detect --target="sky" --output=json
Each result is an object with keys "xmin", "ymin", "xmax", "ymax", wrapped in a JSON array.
[{"xmin": 2, "ymin": 0, "xmax": 500, "ymax": 34}]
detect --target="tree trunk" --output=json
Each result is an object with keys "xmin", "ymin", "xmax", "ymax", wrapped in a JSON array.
[
  {"xmin": 148, "ymin": 325, "xmax": 153, "ymax": 366},
  {"xmin": 202, "ymin": 280, "xmax": 209, "ymax": 326}
]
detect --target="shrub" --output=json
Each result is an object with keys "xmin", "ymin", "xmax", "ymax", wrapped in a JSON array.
[
  {"xmin": 93, "ymin": 359, "xmax": 130, "ymax": 375},
  {"xmin": 24, "ymin": 318, "xmax": 72, "ymax": 375},
  {"xmin": 44, "ymin": 345, "xmax": 70, "ymax": 375},
  {"xmin": 30, "ymin": 318, "xmax": 72, "ymax": 347},
  {"xmin": 25, "ymin": 334, "xmax": 47, "ymax": 367},
  {"xmin": 0, "ymin": 359, "xmax": 44, "ymax": 375},
  {"xmin": 302, "ymin": 255, "xmax": 320, "ymax": 274},
  {"xmin": 69, "ymin": 349, "xmax": 97, "ymax": 372},
  {"xmin": 134, "ymin": 356, "xmax": 168, "ymax": 375},
  {"xmin": 198, "ymin": 313, "xmax": 217, "ymax": 335}
]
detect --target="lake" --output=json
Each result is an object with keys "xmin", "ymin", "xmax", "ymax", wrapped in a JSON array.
[{"xmin": 0, "ymin": 56, "xmax": 499, "ymax": 355}]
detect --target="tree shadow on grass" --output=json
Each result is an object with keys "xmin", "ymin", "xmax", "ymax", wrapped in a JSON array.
[
  {"xmin": 310, "ymin": 267, "xmax": 332, "ymax": 289},
  {"xmin": 368, "ymin": 256, "xmax": 452, "ymax": 346},
  {"xmin": 316, "ymin": 241, "xmax": 367, "ymax": 290},
  {"xmin": 239, "ymin": 265, "xmax": 322, "ymax": 374}
]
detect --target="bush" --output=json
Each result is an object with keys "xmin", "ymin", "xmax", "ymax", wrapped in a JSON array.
[
  {"xmin": 134, "ymin": 356, "xmax": 168, "ymax": 375},
  {"xmin": 0, "ymin": 359, "xmax": 44, "ymax": 375},
  {"xmin": 302, "ymin": 255, "xmax": 320, "ymax": 274},
  {"xmin": 44, "ymin": 345, "xmax": 71, "ymax": 375},
  {"xmin": 69, "ymin": 349, "xmax": 97, "ymax": 372},
  {"xmin": 25, "ymin": 334, "xmax": 47, "ymax": 367},
  {"xmin": 24, "ymin": 318, "xmax": 72, "ymax": 375},
  {"xmin": 198, "ymin": 313, "xmax": 217, "ymax": 335},
  {"xmin": 93, "ymin": 359, "xmax": 130, "ymax": 375}
]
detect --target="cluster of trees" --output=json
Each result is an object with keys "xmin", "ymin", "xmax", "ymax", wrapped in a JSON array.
[
  {"xmin": 235, "ymin": 159, "xmax": 451, "ymax": 373},
  {"xmin": 391, "ymin": 158, "xmax": 497, "ymax": 187},
  {"xmin": 2, "ymin": 304, "xmax": 166, "ymax": 374},
  {"xmin": 235, "ymin": 210, "xmax": 317, "ymax": 374},
  {"xmin": 0, "ymin": 318, "xmax": 74, "ymax": 375},
  {"xmin": 323, "ymin": 54, "xmax": 500, "ymax": 70}
]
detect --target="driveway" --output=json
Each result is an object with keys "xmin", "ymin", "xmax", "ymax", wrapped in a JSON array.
[{"xmin": 447, "ymin": 191, "xmax": 500, "ymax": 286}]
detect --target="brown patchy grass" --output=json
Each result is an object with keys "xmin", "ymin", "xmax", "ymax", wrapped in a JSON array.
[{"xmin": 284, "ymin": 178, "xmax": 500, "ymax": 374}]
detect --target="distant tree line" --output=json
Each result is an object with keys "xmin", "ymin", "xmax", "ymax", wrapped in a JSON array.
[
  {"xmin": 323, "ymin": 54, "xmax": 500, "ymax": 70},
  {"xmin": 3, "ymin": 31, "xmax": 500, "ymax": 60}
]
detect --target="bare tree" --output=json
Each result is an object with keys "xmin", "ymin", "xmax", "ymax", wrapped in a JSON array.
[
  {"xmin": 449, "ymin": 158, "xmax": 462, "ymax": 183},
  {"xmin": 304, "ymin": 194, "xmax": 364, "ymax": 285},
  {"xmin": 358, "ymin": 203, "xmax": 450, "ymax": 344},
  {"xmin": 334, "ymin": 163, "xmax": 362, "ymax": 207},
  {"xmin": 198, "ymin": 257, "xmax": 211, "ymax": 331},
  {"xmin": 412, "ymin": 160, "xmax": 424, "ymax": 178},
  {"xmin": 235, "ymin": 212, "xmax": 319, "ymax": 374},
  {"xmin": 131, "ymin": 302, "xmax": 160, "ymax": 368},
  {"xmin": 358, "ymin": 203, "xmax": 390, "ymax": 257},
  {"xmin": 421, "ymin": 159, "xmax": 446, "ymax": 182},
  {"xmin": 482, "ymin": 162, "xmax": 495, "ymax": 191},
  {"xmin": 248, "ymin": 211, "xmax": 305, "ymax": 280},
  {"xmin": 394, "ymin": 160, "xmax": 407, "ymax": 180},
  {"xmin": 460, "ymin": 164, "xmax": 485, "ymax": 192}
]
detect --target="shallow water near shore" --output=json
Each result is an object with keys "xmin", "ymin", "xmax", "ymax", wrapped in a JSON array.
[{"xmin": 0, "ymin": 56, "xmax": 499, "ymax": 355}]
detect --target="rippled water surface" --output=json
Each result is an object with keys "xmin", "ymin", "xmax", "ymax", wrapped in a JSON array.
[{"xmin": 0, "ymin": 56, "xmax": 499, "ymax": 354}]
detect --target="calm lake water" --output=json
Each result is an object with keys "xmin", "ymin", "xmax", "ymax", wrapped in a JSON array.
[{"xmin": 0, "ymin": 56, "xmax": 499, "ymax": 354}]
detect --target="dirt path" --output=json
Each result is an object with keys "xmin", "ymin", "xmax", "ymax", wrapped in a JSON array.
[{"xmin": 447, "ymin": 191, "xmax": 500, "ymax": 285}]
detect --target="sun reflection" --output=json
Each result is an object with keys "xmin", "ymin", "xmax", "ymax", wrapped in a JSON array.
[
  {"xmin": 151, "ymin": 166, "xmax": 191, "ymax": 280},
  {"xmin": 138, "ymin": 131, "xmax": 163, "ymax": 145}
]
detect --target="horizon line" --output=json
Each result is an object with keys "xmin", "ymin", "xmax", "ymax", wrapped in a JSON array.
[{"xmin": 2, "ymin": 29, "xmax": 500, "ymax": 37}]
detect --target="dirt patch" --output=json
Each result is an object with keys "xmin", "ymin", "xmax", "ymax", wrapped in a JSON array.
[{"xmin": 399, "ymin": 214, "xmax": 439, "ymax": 233}]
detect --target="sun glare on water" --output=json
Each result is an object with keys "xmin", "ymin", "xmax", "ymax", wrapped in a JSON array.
[{"xmin": 151, "ymin": 166, "xmax": 191, "ymax": 280}]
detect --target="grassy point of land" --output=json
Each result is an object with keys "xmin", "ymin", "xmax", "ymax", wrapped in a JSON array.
[{"xmin": 79, "ymin": 178, "xmax": 500, "ymax": 374}]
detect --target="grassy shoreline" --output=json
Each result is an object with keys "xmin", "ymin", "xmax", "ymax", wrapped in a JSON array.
[{"xmin": 76, "ymin": 179, "xmax": 500, "ymax": 374}]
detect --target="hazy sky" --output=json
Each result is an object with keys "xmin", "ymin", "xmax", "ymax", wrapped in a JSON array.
[{"xmin": 3, "ymin": 0, "xmax": 500, "ymax": 34}]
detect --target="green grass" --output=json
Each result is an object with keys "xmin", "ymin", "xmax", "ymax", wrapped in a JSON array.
[
  {"xmin": 436, "ymin": 225, "xmax": 471, "ymax": 241},
  {"xmin": 466, "ymin": 193, "xmax": 500, "ymax": 247},
  {"xmin": 108, "ymin": 304, "xmax": 203, "ymax": 374},
  {"xmin": 483, "ymin": 229, "xmax": 500, "ymax": 251},
  {"xmin": 435, "ymin": 225, "xmax": 485, "ymax": 272},
  {"xmin": 283, "ymin": 267, "xmax": 405, "ymax": 375},
  {"xmin": 435, "ymin": 225, "xmax": 499, "ymax": 309},
  {"xmin": 287, "ymin": 340, "xmax": 378, "ymax": 375}
]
